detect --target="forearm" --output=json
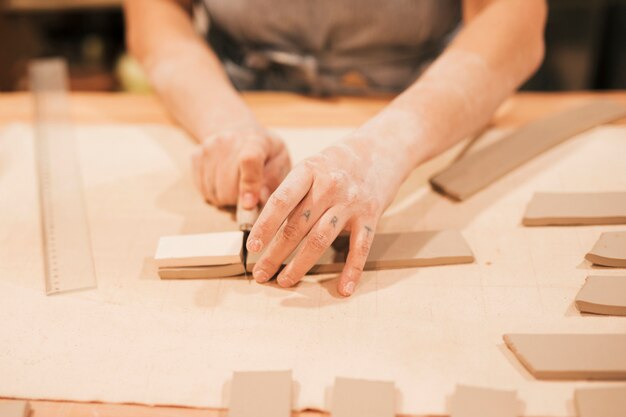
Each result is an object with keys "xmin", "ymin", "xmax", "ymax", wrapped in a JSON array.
[
  {"xmin": 355, "ymin": 0, "xmax": 547, "ymax": 180},
  {"xmin": 124, "ymin": 0, "xmax": 257, "ymax": 141}
]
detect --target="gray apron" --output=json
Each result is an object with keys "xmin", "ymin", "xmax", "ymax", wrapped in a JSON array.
[{"xmin": 196, "ymin": 0, "xmax": 461, "ymax": 95}]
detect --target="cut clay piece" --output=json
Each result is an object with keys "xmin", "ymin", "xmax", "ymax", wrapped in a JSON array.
[
  {"xmin": 228, "ymin": 370, "xmax": 292, "ymax": 417},
  {"xmin": 157, "ymin": 230, "xmax": 474, "ymax": 279},
  {"xmin": 585, "ymin": 231, "xmax": 626, "ymax": 267},
  {"xmin": 522, "ymin": 192, "xmax": 626, "ymax": 226},
  {"xmin": 575, "ymin": 275, "xmax": 626, "ymax": 316},
  {"xmin": 155, "ymin": 231, "xmax": 243, "ymax": 268},
  {"xmin": 430, "ymin": 100, "xmax": 626, "ymax": 201},
  {"xmin": 575, "ymin": 386, "xmax": 626, "ymax": 417},
  {"xmin": 158, "ymin": 263, "xmax": 245, "ymax": 279},
  {"xmin": 449, "ymin": 385, "xmax": 520, "ymax": 417},
  {"xmin": 330, "ymin": 377, "xmax": 395, "ymax": 417},
  {"xmin": 503, "ymin": 334, "xmax": 626, "ymax": 380},
  {"xmin": 0, "ymin": 400, "xmax": 30, "ymax": 417}
]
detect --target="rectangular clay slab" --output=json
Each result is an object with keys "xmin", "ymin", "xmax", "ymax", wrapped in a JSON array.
[
  {"xmin": 575, "ymin": 386, "xmax": 626, "ymax": 417},
  {"xmin": 330, "ymin": 377, "xmax": 395, "ymax": 417},
  {"xmin": 523, "ymin": 192, "xmax": 626, "ymax": 226},
  {"xmin": 585, "ymin": 231, "xmax": 626, "ymax": 267},
  {"xmin": 449, "ymin": 385, "xmax": 520, "ymax": 417},
  {"xmin": 430, "ymin": 100, "xmax": 626, "ymax": 201},
  {"xmin": 228, "ymin": 370, "xmax": 292, "ymax": 417},
  {"xmin": 503, "ymin": 334, "xmax": 626, "ymax": 380},
  {"xmin": 158, "ymin": 230, "xmax": 474, "ymax": 279},
  {"xmin": 575, "ymin": 275, "xmax": 626, "ymax": 316},
  {"xmin": 155, "ymin": 231, "xmax": 243, "ymax": 268}
]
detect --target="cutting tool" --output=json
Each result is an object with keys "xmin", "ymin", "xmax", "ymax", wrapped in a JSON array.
[{"xmin": 236, "ymin": 204, "xmax": 259, "ymax": 278}]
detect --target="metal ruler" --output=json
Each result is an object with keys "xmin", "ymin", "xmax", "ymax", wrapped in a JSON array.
[{"xmin": 30, "ymin": 58, "xmax": 97, "ymax": 295}]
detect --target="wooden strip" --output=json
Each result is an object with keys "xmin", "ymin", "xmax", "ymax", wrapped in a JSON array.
[
  {"xmin": 449, "ymin": 385, "xmax": 520, "ymax": 417},
  {"xmin": 575, "ymin": 386, "xmax": 626, "ymax": 417},
  {"xmin": 503, "ymin": 334, "xmax": 626, "ymax": 380},
  {"xmin": 0, "ymin": 400, "xmax": 30, "ymax": 417},
  {"xmin": 158, "ymin": 230, "xmax": 474, "ymax": 279},
  {"xmin": 585, "ymin": 232, "xmax": 626, "ymax": 267},
  {"xmin": 522, "ymin": 192, "xmax": 626, "ymax": 226},
  {"xmin": 330, "ymin": 377, "xmax": 395, "ymax": 417},
  {"xmin": 228, "ymin": 370, "xmax": 292, "ymax": 417},
  {"xmin": 430, "ymin": 100, "xmax": 626, "ymax": 201},
  {"xmin": 575, "ymin": 276, "xmax": 626, "ymax": 316},
  {"xmin": 154, "ymin": 231, "xmax": 243, "ymax": 268}
]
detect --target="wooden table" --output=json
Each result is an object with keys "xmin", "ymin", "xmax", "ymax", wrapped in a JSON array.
[{"xmin": 1, "ymin": 91, "xmax": 624, "ymax": 417}]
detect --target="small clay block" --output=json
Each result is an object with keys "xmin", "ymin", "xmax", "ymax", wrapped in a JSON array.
[
  {"xmin": 430, "ymin": 100, "xmax": 626, "ymax": 201},
  {"xmin": 330, "ymin": 377, "xmax": 395, "ymax": 417},
  {"xmin": 154, "ymin": 231, "xmax": 243, "ymax": 268},
  {"xmin": 449, "ymin": 385, "xmax": 520, "ymax": 417},
  {"xmin": 575, "ymin": 276, "xmax": 626, "ymax": 316},
  {"xmin": 228, "ymin": 370, "xmax": 292, "ymax": 417},
  {"xmin": 503, "ymin": 334, "xmax": 626, "ymax": 380},
  {"xmin": 522, "ymin": 192, "xmax": 626, "ymax": 226},
  {"xmin": 585, "ymin": 232, "xmax": 626, "ymax": 268},
  {"xmin": 0, "ymin": 400, "xmax": 30, "ymax": 417},
  {"xmin": 575, "ymin": 386, "xmax": 626, "ymax": 417}
]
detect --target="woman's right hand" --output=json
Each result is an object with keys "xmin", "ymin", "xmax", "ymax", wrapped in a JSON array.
[{"xmin": 192, "ymin": 126, "xmax": 292, "ymax": 209}]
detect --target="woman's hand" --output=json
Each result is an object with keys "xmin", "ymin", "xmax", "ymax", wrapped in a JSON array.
[
  {"xmin": 246, "ymin": 133, "xmax": 409, "ymax": 296},
  {"xmin": 192, "ymin": 126, "xmax": 291, "ymax": 209}
]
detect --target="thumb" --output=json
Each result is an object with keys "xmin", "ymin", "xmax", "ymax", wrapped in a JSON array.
[{"xmin": 238, "ymin": 143, "xmax": 266, "ymax": 209}]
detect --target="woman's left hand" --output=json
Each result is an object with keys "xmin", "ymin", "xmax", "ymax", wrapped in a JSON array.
[{"xmin": 245, "ymin": 133, "xmax": 410, "ymax": 296}]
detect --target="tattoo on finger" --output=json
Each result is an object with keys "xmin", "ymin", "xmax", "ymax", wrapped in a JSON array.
[
  {"xmin": 364, "ymin": 225, "xmax": 373, "ymax": 237},
  {"xmin": 330, "ymin": 216, "xmax": 338, "ymax": 228},
  {"xmin": 302, "ymin": 209, "xmax": 311, "ymax": 221}
]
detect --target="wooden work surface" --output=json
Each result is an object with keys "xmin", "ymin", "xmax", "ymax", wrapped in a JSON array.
[{"xmin": 1, "ymin": 91, "xmax": 625, "ymax": 417}]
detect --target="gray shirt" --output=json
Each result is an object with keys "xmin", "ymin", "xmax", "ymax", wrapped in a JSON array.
[{"xmin": 198, "ymin": 0, "xmax": 461, "ymax": 95}]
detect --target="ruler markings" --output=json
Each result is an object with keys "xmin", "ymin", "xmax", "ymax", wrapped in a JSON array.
[{"xmin": 30, "ymin": 58, "xmax": 97, "ymax": 295}]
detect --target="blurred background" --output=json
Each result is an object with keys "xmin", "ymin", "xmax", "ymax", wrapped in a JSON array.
[{"xmin": 0, "ymin": 0, "xmax": 624, "ymax": 93}]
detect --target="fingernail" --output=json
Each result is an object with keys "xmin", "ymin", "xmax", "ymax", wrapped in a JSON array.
[
  {"xmin": 253, "ymin": 268, "xmax": 270, "ymax": 283},
  {"xmin": 247, "ymin": 238, "xmax": 262, "ymax": 252},
  {"xmin": 277, "ymin": 274, "xmax": 293, "ymax": 287},
  {"xmin": 342, "ymin": 281, "xmax": 355, "ymax": 296},
  {"xmin": 241, "ymin": 192, "xmax": 256, "ymax": 208}
]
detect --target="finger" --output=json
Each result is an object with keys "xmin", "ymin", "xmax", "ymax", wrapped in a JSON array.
[
  {"xmin": 337, "ymin": 220, "xmax": 377, "ymax": 297},
  {"xmin": 263, "ymin": 149, "xmax": 292, "ymax": 192},
  {"xmin": 238, "ymin": 141, "xmax": 267, "ymax": 209},
  {"xmin": 191, "ymin": 148, "xmax": 204, "ymax": 195},
  {"xmin": 251, "ymin": 186, "xmax": 333, "ymax": 283},
  {"xmin": 202, "ymin": 144, "xmax": 218, "ymax": 204},
  {"xmin": 247, "ymin": 165, "xmax": 314, "ymax": 253},
  {"xmin": 275, "ymin": 206, "xmax": 348, "ymax": 288},
  {"xmin": 214, "ymin": 151, "xmax": 239, "ymax": 206}
]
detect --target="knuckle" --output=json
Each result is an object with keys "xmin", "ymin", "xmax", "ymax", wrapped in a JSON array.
[
  {"xmin": 239, "ymin": 146, "xmax": 264, "ymax": 166},
  {"xmin": 308, "ymin": 231, "xmax": 331, "ymax": 251},
  {"xmin": 201, "ymin": 143, "xmax": 213, "ymax": 158},
  {"xmin": 348, "ymin": 263, "xmax": 364, "ymax": 276},
  {"xmin": 213, "ymin": 135, "xmax": 228, "ymax": 147},
  {"xmin": 269, "ymin": 189, "xmax": 290, "ymax": 209},
  {"xmin": 357, "ymin": 238, "xmax": 372, "ymax": 258},
  {"xmin": 345, "ymin": 186, "xmax": 359, "ymax": 205},
  {"xmin": 254, "ymin": 221, "xmax": 272, "ymax": 238},
  {"xmin": 280, "ymin": 223, "xmax": 300, "ymax": 242},
  {"xmin": 364, "ymin": 198, "xmax": 381, "ymax": 215},
  {"xmin": 300, "ymin": 158, "xmax": 319, "ymax": 172},
  {"xmin": 257, "ymin": 257, "xmax": 279, "ymax": 273}
]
